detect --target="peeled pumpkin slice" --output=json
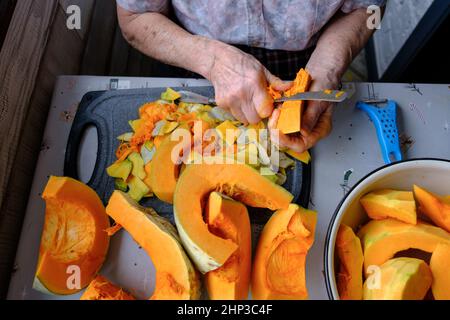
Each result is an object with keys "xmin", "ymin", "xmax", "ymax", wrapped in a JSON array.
[
  {"xmin": 276, "ymin": 103, "xmax": 302, "ymax": 134},
  {"xmin": 357, "ymin": 218, "xmax": 450, "ymax": 275},
  {"xmin": 80, "ymin": 275, "xmax": 135, "ymax": 300},
  {"xmin": 149, "ymin": 127, "xmax": 192, "ymax": 204},
  {"xmin": 251, "ymin": 204, "xmax": 317, "ymax": 300},
  {"xmin": 429, "ymin": 243, "xmax": 450, "ymax": 300},
  {"xmin": 174, "ymin": 159, "xmax": 293, "ymax": 273},
  {"xmin": 215, "ymin": 120, "xmax": 239, "ymax": 146},
  {"xmin": 414, "ymin": 185, "xmax": 450, "ymax": 233},
  {"xmin": 205, "ymin": 192, "xmax": 251, "ymax": 300},
  {"xmin": 106, "ymin": 191, "xmax": 200, "ymax": 300},
  {"xmin": 335, "ymin": 224, "xmax": 364, "ymax": 300},
  {"xmin": 363, "ymin": 257, "xmax": 432, "ymax": 300},
  {"xmin": 360, "ymin": 189, "xmax": 417, "ymax": 224},
  {"xmin": 276, "ymin": 69, "xmax": 312, "ymax": 134},
  {"xmin": 34, "ymin": 177, "xmax": 110, "ymax": 295}
]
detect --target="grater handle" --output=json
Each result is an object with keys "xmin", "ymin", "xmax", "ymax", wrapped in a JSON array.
[{"xmin": 356, "ymin": 100, "xmax": 403, "ymax": 164}]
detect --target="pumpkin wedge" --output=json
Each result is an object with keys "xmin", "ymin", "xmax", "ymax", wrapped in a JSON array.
[
  {"xmin": 34, "ymin": 177, "xmax": 110, "ymax": 295},
  {"xmin": 251, "ymin": 204, "xmax": 317, "ymax": 300},
  {"xmin": 363, "ymin": 258, "xmax": 432, "ymax": 300},
  {"xmin": 414, "ymin": 185, "xmax": 450, "ymax": 233},
  {"xmin": 205, "ymin": 192, "xmax": 251, "ymax": 300},
  {"xmin": 174, "ymin": 159, "xmax": 293, "ymax": 273},
  {"xmin": 149, "ymin": 127, "xmax": 192, "ymax": 203},
  {"xmin": 80, "ymin": 275, "xmax": 135, "ymax": 300},
  {"xmin": 276, "ymin": 69, "xmax": 312, "ymax": 134},
  {"xmin": 106, "ymin": 191, "xmax": 200, "ymax": 300},
  {"xmin": 429, "ymin": 243, "xmax": 450, "ymax": 300},
  {"xmin": 336, "ymin": 224, "xmax": 364, "ymax": 300},
  {"xmin": 360, "ymin": 189, "xmax": 417, "ymax": 224},
  {"xmin": 358, "ymin": 218, "xmax": 450, "ymax": 275}
]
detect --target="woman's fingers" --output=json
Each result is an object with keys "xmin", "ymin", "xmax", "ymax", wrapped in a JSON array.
[
  {"xmin": 268, "ymin": 102, "xmax": 333, "ymax": 153},
  {"xmin": 268, "ymin": 109, "xmax": 283, "ymax": 147},
  {"xmin": 241, "ymin": 104, "xmax": 262, "ymax": 124},
  {"xmin": 279, "ymin": 134, "xmax": 308, "ymax": 153},
  {"xmin": 265, "ymin": 70, "xmax": 293, "ymax": 92},
  {"xmin": 301, "ymin": 100, "xmax": 331, "ymax": 135},
  {"xmin": 267, "ymin": 107, "xmax": 280, "ymax": 130},
  {"xmin": 304, "ymin": 104, "xmax": 333, "ymax": 144},
  {"xmin": 253, "ymin": 70, "xmax": 294, "ymax": 121},
  {"xmin": 229, "ymin": 106, "xmax": 249, "ymax": 125},
  {"xmin": 253, "ymin": 88, "xmax": 274, "ymax": 119},
  {"xmin": 268, "ymin": 109, "xmax": 308, "ymax": 153}
]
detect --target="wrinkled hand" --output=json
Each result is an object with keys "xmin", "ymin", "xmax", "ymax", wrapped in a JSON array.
[
  {"xmin": 268, "ymin": 78, "xmax": 335, "ymax": 153},
  {"xmin": 208, "ymin": 45, "xmax": 291, "ymax": 124}
]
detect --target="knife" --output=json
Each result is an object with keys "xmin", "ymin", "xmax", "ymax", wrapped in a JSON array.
[{"xmin": 178, "ymin": 90, "xmax": 348, "ymax": 105}]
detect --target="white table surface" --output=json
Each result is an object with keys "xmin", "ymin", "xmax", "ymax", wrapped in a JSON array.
[{"xmin": 7, "ymin": 76, "xmax": 450, "ymax": 300}]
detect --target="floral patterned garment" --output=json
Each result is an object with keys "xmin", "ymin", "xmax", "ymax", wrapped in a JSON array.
[{"xmin": 116, "ymin": 0, "xmax": 385, "ymax": 51}]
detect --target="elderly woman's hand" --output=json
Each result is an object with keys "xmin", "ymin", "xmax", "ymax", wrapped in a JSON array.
[{"xmin": 208, "ymin": 44, "xmax": 291, "ymax": 125}]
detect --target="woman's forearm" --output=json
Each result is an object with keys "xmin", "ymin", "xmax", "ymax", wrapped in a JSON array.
[
  {"xmin": 117, "ymin": 6, "xmax": 289, "ymax": 125},
  {"xmin": 306, "ymin": 8, "xmax": 377, "ymax": 86},
  {"xmin": 117, "ymin": 6, "xmax": 221, "ymax": 78}
]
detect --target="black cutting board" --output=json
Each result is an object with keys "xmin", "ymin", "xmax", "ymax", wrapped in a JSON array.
[{"xmin": 64, "ymin": 87, "xmax": 311, "ymax": 225}]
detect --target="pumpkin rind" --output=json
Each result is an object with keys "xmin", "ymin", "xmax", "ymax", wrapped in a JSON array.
[
  {"xmin": 205, "ymin": 192, "xmax": 252, "ymax": 300},
  {"xmin": 106, "ymin": 191, "xmax": 200, "ymax": 300},
  {"xmin": 251, "ymin": 204, "xmax": 317, "ymax": 300},
  {"xmin": 336, "ymin": 224, "xmax": 364, "ymax": 300},
  {"xmin": 34, "ymin": 176, "xmax": 110, "ymax": 295},
  {"xmin": 429, "ymin": 243, "xmax": 450, "ymax": 300},
  {"xmin": 174, "ymin": 159, "xmax": 293, "ymax": 273},
  {"xmin": 358, "ymin": 218, "xmax": 450, "ymax": 275},
  {"xmin": 363, "ymin": 258, "xmax": 432, "ymax": 300}
]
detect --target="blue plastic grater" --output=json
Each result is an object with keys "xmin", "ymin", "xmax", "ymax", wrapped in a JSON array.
[{"xmin": 356, "ymin": 99, "xmax": 403, "ymax": 164}]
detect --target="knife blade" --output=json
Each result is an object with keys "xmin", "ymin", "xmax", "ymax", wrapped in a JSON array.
[
  {"xmin": 178, "ymin": 89, "xmax": 348, "ymax": 105},
  {"xmin": 277, "ymin": 90, "xmax": 348, "ymax": 103}
]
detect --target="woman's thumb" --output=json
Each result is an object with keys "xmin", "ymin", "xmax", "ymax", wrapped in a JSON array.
[{"xmin": 266, "ymin": 71, "xmax": 293, "ymax": 92}]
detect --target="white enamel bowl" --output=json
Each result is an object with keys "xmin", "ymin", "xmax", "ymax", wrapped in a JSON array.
[{"xmin": 324, "ymin": 158, "xmax": 450, "ymax": 299}]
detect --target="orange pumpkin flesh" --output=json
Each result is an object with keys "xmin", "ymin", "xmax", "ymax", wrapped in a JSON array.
[
  {"xmin": 285, "ymin": 149, "xmax": 311, "ymax": 165},
  {"xmin": 414, "ymin": 185, "xmax": 450, "ymax": 233},
  {"xmin": 360, "ymin": 189, "xmax": 417, "ymax": 224},
  {"xmin": 358, "ymin": 218, "xmax": 450, "ymax": 275},
  {"xmin": 34, "ymin": 176, "xmax": 110, "ymax": 295},
  {"xmin": 251, "ymin": 204, "xmax": 317, "ymax": 300},
  {"xmin": 106, "ymin": 191, "xmax": 200, "ymax": 300},
  {"xmin": 174, "ymin": 160, "xmax": 293, "ymax": 273},
  {"xmin": 149, "ymin": 128, "xmax": 191, "ymax": 204},
  {"xmin": 205, "ymin": 192, "xmax": 251, "ymax": 300},
  {"xmin": 429, "ymin": 243, "xmax": 450, "ymax": 300},
  {"xmin": 276, "ymin": 69, "xmax": 312, "ymax": 134},
  {"xmin": 80, "ymin": 275, "xmax": 135, "ymax": 300},
  {"xmin": 336, "ymin": 224, "xmax": 364, "ymax": 300}
]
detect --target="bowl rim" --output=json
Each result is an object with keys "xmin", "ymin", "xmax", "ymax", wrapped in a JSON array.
[{"xmin": 323, "ymin": 157, "xmax": 450, "ymax": 300}]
